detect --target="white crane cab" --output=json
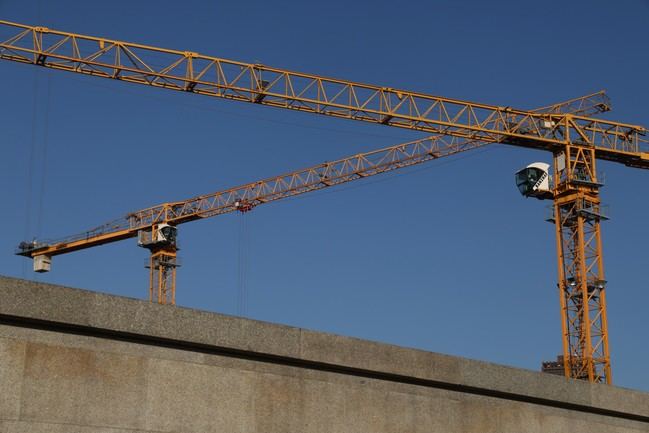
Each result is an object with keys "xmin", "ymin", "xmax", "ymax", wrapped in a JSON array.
[
  {"xmin": 515, "ymin": 162, "xmax": 553, "ymax": 200},
  {"xmin": 138, "ymin": 223, "xmax": 178, "ymax": 249}
]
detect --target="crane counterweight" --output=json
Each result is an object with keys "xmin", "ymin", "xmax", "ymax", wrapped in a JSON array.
[{"xmin": 33, "ymin": 255, "xmax": 51, "ymax": 273}]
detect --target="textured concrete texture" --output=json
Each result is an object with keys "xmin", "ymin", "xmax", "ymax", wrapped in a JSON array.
[{"xmin": 0, "ymin": 275, "xmax": 648, "ymax": 433}]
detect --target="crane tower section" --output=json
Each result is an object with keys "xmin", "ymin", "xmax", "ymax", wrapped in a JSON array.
[
  {"xmin": 551, "ymin": 146, "xmax": 610, "ymax": 383},
  {"xmin": 517, "ymin": 149, "xmax": 610, "ymax": 383}
]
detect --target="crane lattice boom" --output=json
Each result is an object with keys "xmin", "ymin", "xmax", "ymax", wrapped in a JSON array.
[
  {"xmin": 0, "ymin": 20, "xmax": 647, "ymax": 167},
  {"xmin": 16, "ymin": 135, "xmax": 482, "ymax": 258}
]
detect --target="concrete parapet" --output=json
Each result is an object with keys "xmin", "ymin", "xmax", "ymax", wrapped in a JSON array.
[{"xmin": 0, "ymin": 275, "xmax": 647, "ymax": 433}]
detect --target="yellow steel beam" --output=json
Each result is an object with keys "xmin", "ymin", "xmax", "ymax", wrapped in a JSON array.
[
  {"xmin": 530, "ymin": 90, "xmax": 611, "ymax": 117},
  {"xmin": 1, "ymin": 20, "xmax": 647, "ymax": 168},
  {"xmin": 16, "ymin": 135, "xmax": 485, "ymax": 258}
]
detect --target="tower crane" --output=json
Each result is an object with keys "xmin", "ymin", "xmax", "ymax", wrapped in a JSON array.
[
  {"xmin": 15, "ymin": 88, "xmax": 606, "ymax": 305},
  {"xmin": 14, "ymin": 91, "xmax": 612, "ymax": 303},
  {"xmin": 2, "ymin": 21, "xmax": 648, "ymax": 385},
  {"xmin": 16, "ymin": 135, "xmax": 482, "ymax": 305}
]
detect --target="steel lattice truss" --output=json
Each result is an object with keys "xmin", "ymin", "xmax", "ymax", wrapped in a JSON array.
[
  {"xmin": 17, "ymin": 135, "xmax": 483, "ymax": 257},
  {"xmin": 1, "ymin": 20, "xmax": 647, "ymax": 167},
  {"xmin": 555, "ymin": 199, "xmax": 609, "ymax": 382},
  {"xmin": 552, "ymin": 143, "xmax": 611, "ymax": 383},
  {"xmin": 531, "ymin": 92, "xmax": 611, "ymax": 117}
]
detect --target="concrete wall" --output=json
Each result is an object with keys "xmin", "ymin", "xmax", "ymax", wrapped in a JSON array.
[{"xmin": 0, "ymin": 275, "xmax": 647, "ymax": 433}]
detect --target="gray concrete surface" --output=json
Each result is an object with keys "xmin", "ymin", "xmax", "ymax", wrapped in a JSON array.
[{"xmin": 0, "ymin": 275, "xmax": 647, "ymax": 433}]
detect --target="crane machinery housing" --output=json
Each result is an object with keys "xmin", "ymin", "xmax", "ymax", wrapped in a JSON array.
[{"xmin": 1, "ymin": 20, "xmax": 648, "ymax": 386}]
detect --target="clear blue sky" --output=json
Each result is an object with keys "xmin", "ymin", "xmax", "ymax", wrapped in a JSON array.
[{"xmin": 1, "ymin": 0, "xmax": 648, "ymax": 391}]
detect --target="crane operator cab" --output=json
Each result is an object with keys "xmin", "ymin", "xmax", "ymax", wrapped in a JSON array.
[
  {"xmin": 156, "ymin": 224, "xmax": 177, "ymax": 244},
  {"xmin": 138, "ymin": 223, "xmax": 178, "ymax": 249},
  {"xmin": 515, "ymin": 162, "xmax": 553, "ymax": 200}
]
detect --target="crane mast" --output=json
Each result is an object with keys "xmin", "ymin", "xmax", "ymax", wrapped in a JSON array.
[
  {"xmin": 4, "ymin": 20, "xmax": 648, "ymax": 385},
  {"xmin": 551, "ymin": 146, "xmax": 610, "ymax": 382}
]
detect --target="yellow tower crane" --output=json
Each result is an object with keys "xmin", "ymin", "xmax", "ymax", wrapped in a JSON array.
[
  {"xmin": 2, "ymin": 20, "xmax": 648, "ymax": 385},
  {"xmin": 15, "ymin": 92, "xmax": 610, "ymax": 303},
  {"xmin": 15, "ymin": 136, "xmax": 483, "ymax": 305}
]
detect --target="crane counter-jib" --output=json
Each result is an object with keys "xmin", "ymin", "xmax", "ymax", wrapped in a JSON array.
[{"xmin": 16, "ymin": 229, "xmax": 137, "ymax": 258}]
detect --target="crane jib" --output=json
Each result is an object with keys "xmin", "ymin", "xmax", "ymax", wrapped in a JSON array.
[{"xmin": 0, "ymin": 20, "xmax": 646, "ymax": 164}]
